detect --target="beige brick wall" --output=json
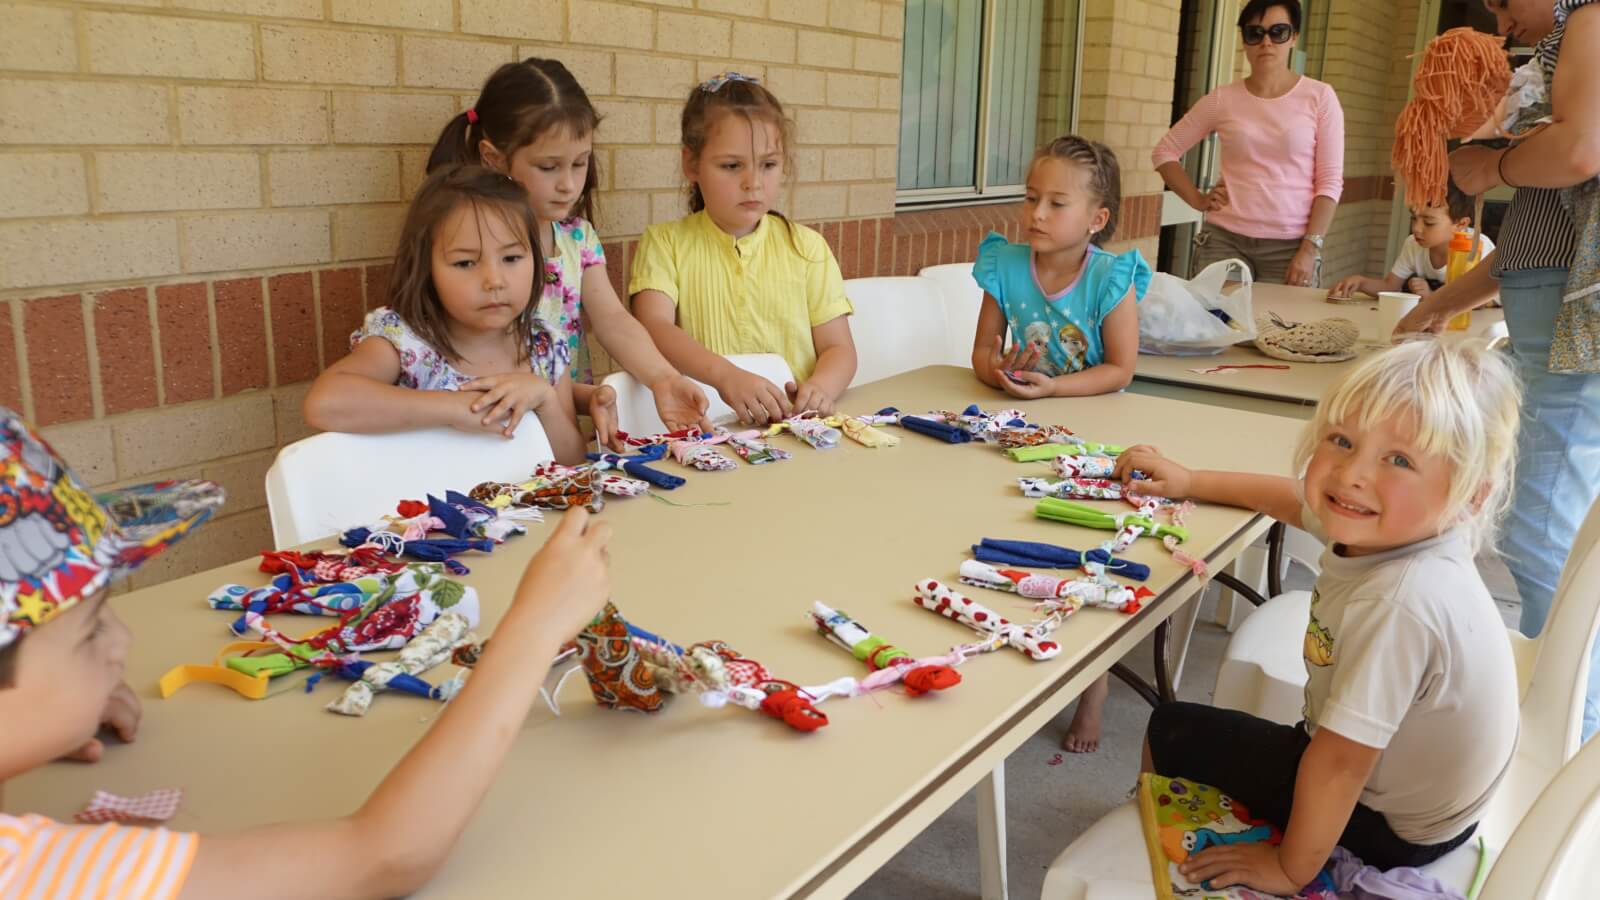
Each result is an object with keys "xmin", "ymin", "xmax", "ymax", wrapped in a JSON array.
[
  {"xmin": 0, "ymin": 0, "xmax": 900, "ymax": 296},
  {"xmin": 1318, "ymin": 0, "xmax": 1420, "ymax": 283}
]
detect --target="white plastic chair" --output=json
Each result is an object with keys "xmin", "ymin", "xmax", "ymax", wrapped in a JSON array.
[
  {"xmin": 844, "ymin": 276, "xmax": 949, "ymax": 386},
  {"xmin": 1478, "ymin": 731, "xmax": 1600, "ymax": 900},
  {"xmin": 264, "ymin": 417, "xmax": 554, "ymax": 548},
  {"xmin": 1486, "ymin": 319, "xmax": 1510, "ymax": 350},
  {"xmin": 601, "ymin": 353, "xmax": 794, "ymax": 436},
  {"xmin": 1039, "ymin": 497, "xmax": 1600, "ymax": 899},
  {"xmin": 1210, "ymin": 528, "xmax": 1324, "ymax": 724},
  {"xmin": 916, "ymin": 262, "xmax": 984, "ymax": 367}
]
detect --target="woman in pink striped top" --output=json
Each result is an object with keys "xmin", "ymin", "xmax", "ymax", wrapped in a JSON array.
[{"xmin": 1152, "ymin": 0, "xmax": 1345, "ymax": 288}]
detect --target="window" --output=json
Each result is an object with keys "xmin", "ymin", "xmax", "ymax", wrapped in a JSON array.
[{"xmin": 897, "ymin": 0, "xmax": 1081, "ymax": 206}]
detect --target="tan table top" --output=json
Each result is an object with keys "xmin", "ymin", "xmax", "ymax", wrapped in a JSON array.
[
  {"xmin": 1133, "ymin": 283, "xmax": 1505, "ymax": 412},
  {"xmin": 5, "ymin": 366, "xmax": 1305, "ymax": 899}
]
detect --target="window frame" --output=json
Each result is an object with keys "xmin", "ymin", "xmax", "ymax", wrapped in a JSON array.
[{"xmin": 894, "ymin": 0, "xmax": 1086, "ymax": 210}]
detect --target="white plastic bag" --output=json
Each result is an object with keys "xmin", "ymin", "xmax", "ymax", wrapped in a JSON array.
[{"xmin": 1138, "ymin": 258, "xmax": 1256, "ymax": 356}]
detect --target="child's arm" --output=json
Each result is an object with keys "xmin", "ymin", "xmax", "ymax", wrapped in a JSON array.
[
  {"xmin": 303, "ymin": 339, "xmax": 498, "ymax": 435},
  {"xmin": 178, "ymin": 510, "xmax": 612, "ymax": 900},
  {"xmin": 1178, "ymin": 729, "xmax": 1379, "ymax": 892},
  {"xmin": 999, "ymin": 288, "xmax": 1138, "ymax": 399},
  {"xmin": 461, "ymin": 371, "xmax": 588, "ymax": 464},
  {"xmin": 1328, "ymin": 272, "xmax": 1402, "ymax": 300},
  {"xmin": 786, "ymin": 314, "xmax": 856, "ymax": 415},
  {"xmin": 1113, "ymin": 445, "xmax": 1304, "ymax": 527},
  {"xmin": 633, "ymin": 289, "xmax": 794, "ymax": 424},
  {"xmin": 970, "ymin": 295, "xmax": 1043, "ymax": 390},
  {"xmin": 580, "ymin": 267, "xmax": 712, "ymax": 432}
]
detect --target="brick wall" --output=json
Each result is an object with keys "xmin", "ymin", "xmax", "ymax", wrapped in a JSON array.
[
  {"xmin": 1075, "ymin": 0, "xmax": 1180, "ymax": 265},
  {"xmin": 1317, "ymin": 0, "xmax": 1419, "ymax": 283},
  {"xmin": 0, "ymin": 0, "xmax": 1182, "ymax": 586}
]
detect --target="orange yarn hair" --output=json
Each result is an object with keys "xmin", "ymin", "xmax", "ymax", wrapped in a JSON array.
[{"xmin": 1391, "ymin": 27, "xmax": 1511, "ymax": 208}]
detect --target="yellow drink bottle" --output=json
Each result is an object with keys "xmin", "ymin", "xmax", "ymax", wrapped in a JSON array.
[{"xmin": 1445, "ymin": 230, "xmax": 1478, "ymax": 331}]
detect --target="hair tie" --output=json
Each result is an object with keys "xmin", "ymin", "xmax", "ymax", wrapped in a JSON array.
[
  {"xmin": 698, "ymin": 72, "xmax": 759, "ymax": 93},
  {"xmin": 466, "ymin": 108, "xmax": 479, "ymax": 124}
]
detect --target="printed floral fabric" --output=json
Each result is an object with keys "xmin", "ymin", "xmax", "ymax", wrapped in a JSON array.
[
  {"xmin": 536, "ymin": 217, "xmax": 607, "ymax": 385},
  {"xmin": 351, "ymin": 307, "xmax": 563, "ymax": 388}
]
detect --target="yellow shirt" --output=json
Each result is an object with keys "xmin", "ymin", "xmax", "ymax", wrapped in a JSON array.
[{"xmin": 629, "ymin": 211, "xmax": 852, "ymax": 382}]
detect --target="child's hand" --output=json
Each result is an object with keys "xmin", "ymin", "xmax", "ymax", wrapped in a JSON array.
[
  {"xmin": 589, "ymin": 384, "xmax": 623, "ymax": 452},
  {"xmin": 997, "ymin": 369, "xmax": 1054, "ymax": 400},
  {"xmin": 1327, "ymin": 275, "xmax": 1366, "ymax": 300},
  {"xmin": 63, "ymin": 681, "xmax": 141, "ymax": 762},
  {"xmin": 512, "ymin": 507, "xmax": 612, "ymax": 639},
  {"xmin": 462, "ymin": 373, "xmax": 552, "ymax": 438},
  {"xmin": 648, "ymin": 374, "xmax": 714, "ymax": 433},
  {"xmin": 1406, "ymin": 276, "xmax": 1432, "ymax": 297},
  {"xmin": 1114, "ymin": 445, "xmax": 1193, "ymax": 498},
  {"xmin": 1178, "ymin": 842, "xmax": 1300, "ymax": 896},
  {"xmin": 717, "ymin": 368, "xmax": 792, "ymax": 425},
  {"xmin": 785, "ymin": 380, "xmax": 836, "ymax": 416},
  {"xmin": 985, "ymin": 336, "xmax": 1042, "ymax": 385}
]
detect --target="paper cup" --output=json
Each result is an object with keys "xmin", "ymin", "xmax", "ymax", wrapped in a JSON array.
[{"xmin": 1376, "ymin": 291, "xmax": 1421, "ymax": 340}]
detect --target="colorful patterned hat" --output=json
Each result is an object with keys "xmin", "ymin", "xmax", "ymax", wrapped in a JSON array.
[{"xmin": 1, "ymin": 409, "xmax": 225, "ymax": 650}]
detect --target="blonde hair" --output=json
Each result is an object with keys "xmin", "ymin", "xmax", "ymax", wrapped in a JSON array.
[{"xmin": 1293, "ymin": 337, "xmax": 1522, "ymax": 553}]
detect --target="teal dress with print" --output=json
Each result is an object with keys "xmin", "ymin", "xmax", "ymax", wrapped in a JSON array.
[{"xmin": 972, "ymin": 232, "xmax": 1152, "ymax": 377}]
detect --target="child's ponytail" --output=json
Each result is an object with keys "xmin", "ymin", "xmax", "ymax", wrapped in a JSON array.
[{"xmin": 426, "ymin": 110, "xmax": 479, "ymax": 172}]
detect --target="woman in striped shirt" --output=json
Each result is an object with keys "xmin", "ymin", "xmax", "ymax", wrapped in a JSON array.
[{"xmin": 1395, "ymin": 0, "xmax": 1600, "ymax": 741}]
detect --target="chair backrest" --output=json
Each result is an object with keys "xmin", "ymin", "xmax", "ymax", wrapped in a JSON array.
[
  {"xmin": 844, "ymin": 276, "xmax": 950, "ymax": 386},
  {"xmin": 1480, "ymin": 734, "xmax": 1600, "ymax": 900},
  {"xmin": 264, "ymin": 418, "xmax": 554, "ymax": 548},
  {"xmin": 916, "ymin": 263, "xmax": 983, "ymax": 367},
  {"xmin": 1485, "ymin": 319, "xmax": 1510, "ymax": 350},
  {"xmin": 602, "ymin": 353, "xmax": 794, "ymax": 436},
  {"xmin": 1480, "ymin": 496, "xmax": 1600, "ymax": 846}
]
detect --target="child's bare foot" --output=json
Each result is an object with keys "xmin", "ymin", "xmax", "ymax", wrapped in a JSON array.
[{"xmin": 1062, "ymin": 674, "xmax": 1110, "ymax": 753}]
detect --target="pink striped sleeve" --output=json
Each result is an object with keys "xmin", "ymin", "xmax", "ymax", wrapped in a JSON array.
[
  {"xmin": 1152, "ymin": 88, "xmax": 1222, "ymax": 168},
  {"xmin": 0, "ymin": 814, "xmax": 197, "ymax": 900},
  {"xmin": 1312, "ymin": 82, "xmax": 1346, "ymax": 200}
]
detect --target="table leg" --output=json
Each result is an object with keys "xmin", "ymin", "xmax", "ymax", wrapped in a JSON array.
[
  {"xmin": 1216, "ymin": 541, "xmax": 1271, "ymax": 632},
  {"xmin": 1165, "ymin": 592, "xmax": 1204, "ymax": 693},
  {"xmin": 977, "ymin": 763, "xmax": 1008, "ymax": 900}
]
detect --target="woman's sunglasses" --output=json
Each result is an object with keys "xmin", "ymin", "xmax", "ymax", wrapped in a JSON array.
[{"xmin": 1241, "ymin": 23, "xmax": 1296, "ymax": 45}]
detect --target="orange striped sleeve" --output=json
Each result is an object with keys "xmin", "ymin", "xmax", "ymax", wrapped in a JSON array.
[{"xmin": 0, "ymin": 814, "xmax": 197, "ymax": 900}]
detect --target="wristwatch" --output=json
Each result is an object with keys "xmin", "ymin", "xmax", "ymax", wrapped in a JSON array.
[{"xmin": 1303, "ymin": 233, "xmax": 1325, "ymax": 252}]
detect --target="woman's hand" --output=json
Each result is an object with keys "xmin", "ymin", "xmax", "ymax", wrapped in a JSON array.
[
  {"xmin": 1188, "ymin": 181, "xmax": 1229, "ymax": 213},
  {"xmin": 1113, "ymin": 445, "xmax": 1194, "ymax": 499},
  {"xmin": 461, "ymin": 373, "xmax": 553, "ymax": 438},
  {"xmin": 716, "ymin": 368, "xmax": 792, "ymax": 425},
  {"xmin": 1393, "ymin": 301, "xmax": 1448, "ymax": 340},
  {"xmin": 1285, "ymin": 247, "xmax": 1319, "ymax": 288},
  {"xmin": 1178, "ymin": 842, "xmax": 1302, "ymax": 896},
  {"xmin": 1449, "ymin": 144, "xmax": 1505, "ymax": 195},
  {"xmin": 647, "ymin": 373, "xmax": 713, "ymax": 433}
]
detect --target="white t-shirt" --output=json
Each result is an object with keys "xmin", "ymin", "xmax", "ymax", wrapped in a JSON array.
[
  {"xmin": 1300, "ymin": 503, "xmax": 1518, "ymax": 844},
  {"xmin": 1389, "ymin": 233, "xmax": 1496, "ymax": 285}
]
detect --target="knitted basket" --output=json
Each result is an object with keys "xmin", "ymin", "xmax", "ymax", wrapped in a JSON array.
[{"xmin": 1253, "ymin": 312, "xmax": 1361, "ymax": 363}]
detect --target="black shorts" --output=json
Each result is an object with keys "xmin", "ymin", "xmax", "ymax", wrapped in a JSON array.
[{"xmin": 1145, "ymin": 702, "xmax": 1475, "ymax": 870}]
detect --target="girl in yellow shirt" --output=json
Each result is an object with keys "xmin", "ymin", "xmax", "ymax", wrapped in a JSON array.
[{"xmin": 631, "ymin": 74, "xmax": 857, "ymax": 423}]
